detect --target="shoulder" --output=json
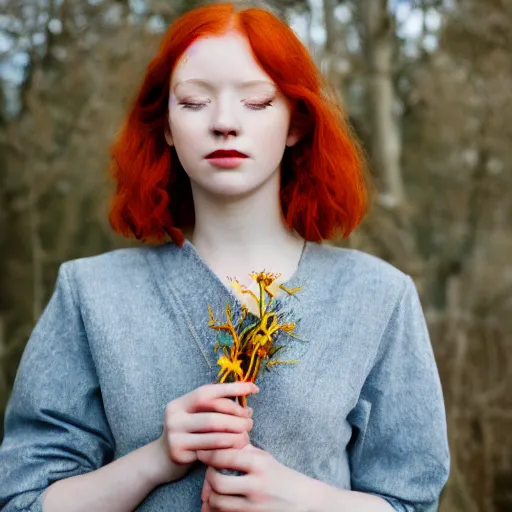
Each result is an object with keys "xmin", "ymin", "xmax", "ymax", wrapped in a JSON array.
[
  {"xmin": 312, "ymin": 242, "xmax": 410, "ymax": 296},
  {"xmin": 315, "ymin": 243, "xmax": 407, "ymax": 278},
  {"xmin": 307, "ymin": 243, "xmax": 414, "ymax": 332},
  {"xmin": 66, "ymin": 245, "xmax": 150, "ymax": 269},
  {"xmin": 58, "ymin": 246, "xmax": 159, "ymax": 302}
]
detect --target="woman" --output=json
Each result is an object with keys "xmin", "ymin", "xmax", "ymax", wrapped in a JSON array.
[{"xmin": 0, "ymin": 2, "xmax": 450, "ymax": 511}]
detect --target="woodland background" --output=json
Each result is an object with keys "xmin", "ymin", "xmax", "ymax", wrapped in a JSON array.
[{"xmin": 1, "ymin": 0, "xmax": 511, "ymax": 510}]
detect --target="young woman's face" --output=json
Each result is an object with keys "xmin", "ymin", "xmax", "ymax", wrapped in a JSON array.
[{"xmin": 166, "ymin": 31, "xmax": 299, "ymax": 199}]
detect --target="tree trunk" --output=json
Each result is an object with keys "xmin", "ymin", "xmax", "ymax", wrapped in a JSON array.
[
  {"xmin": 322, "ymin": 0, "xmax": 350, "ymax": 100},
  {"xmin": 359, "ymin": 0, "xmax": 404, "ymax": 206}
]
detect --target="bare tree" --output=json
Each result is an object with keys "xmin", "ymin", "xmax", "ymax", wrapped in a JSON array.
[{"xmin": 358, "ymin": 0, "xmax": 404, "ymax": 207}]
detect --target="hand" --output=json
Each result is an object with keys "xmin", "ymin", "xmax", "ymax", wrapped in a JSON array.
[
  {"xmin": 197, "ymin": 443, "xmax": 317, "ymax": 512},
  {"xmin": 156, "ymin": 382, "xmax": 258, "ymax": 485}
]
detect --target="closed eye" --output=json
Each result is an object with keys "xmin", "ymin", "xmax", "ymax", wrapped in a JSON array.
[
  {"xmin": 245, "ymin": 100, "xmax": 274, "ymax": 111},
  {"xmin": 179, "ymin": 99, "xmax": 274, "ymax": 111},
  {"xmin": 180, "ymin": 102, "xmax": 207, "ymax": 111}
]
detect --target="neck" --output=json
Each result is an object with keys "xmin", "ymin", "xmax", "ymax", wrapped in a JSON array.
[{"xmin": 184, "ymin": 174, "xmax": 304, "ymax": 278}]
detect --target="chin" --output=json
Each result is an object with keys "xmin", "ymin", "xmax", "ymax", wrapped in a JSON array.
[
  {"xmin": 204, "ymin": 184, "xmax": 262, "ymax": 199},
  {"xmin": 196, "ymin": 174, "xmax": 272, "ymax": 199}
]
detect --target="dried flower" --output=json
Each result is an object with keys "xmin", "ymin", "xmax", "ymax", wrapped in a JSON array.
[{"xmin": 208, "ymin": 271, "xmax": 304, "ymax": 407}]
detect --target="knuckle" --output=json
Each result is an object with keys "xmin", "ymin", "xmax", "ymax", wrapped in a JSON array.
[
  {"xmin": 166, "ymin": 435, "xmax": 176, "ymax": 453},
  {"xmin": 168, "ymin": 439, "xmax": 182, "ymax": 458},
  {"xmin": 198, "ymin": 383, "xmax": 214, "ymax": 396},
  {"xmin": 170, "ymin": 450, "xmax": 183, "ymax": 464},
  {"xmin": 166, "ymin": 413, "xmax": 181, "ymax": 432},
  {"xmin": 173, "ymin": 451, "xmax": 192, "ymax": 465},
  {"xmin": 231, "ymin": 416, "xmax": 245, "ymax": 430},
  {"xmin": 165, "ymin": 402, "xmax": 178, "ymax": 422},
  {"xmin": 234, "ymin": 432, "xmax": 249, "ymax": 448},
  {"xmin": 169, "ymin": 432, "xmax": 184, "ymax": 450},
  {"xmin": 194, "ymin": 396, "xmax": 209, "ymax": 410}
]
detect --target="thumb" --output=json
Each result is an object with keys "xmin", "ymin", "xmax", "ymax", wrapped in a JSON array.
[{"xmin": 201, "ymin": 473, "xmax": 212, "ymax": 502}]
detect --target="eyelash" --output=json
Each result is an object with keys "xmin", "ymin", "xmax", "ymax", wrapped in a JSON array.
[{"xmin": 179, "ymin": 100, "xmax": 274, "ymax": 111}]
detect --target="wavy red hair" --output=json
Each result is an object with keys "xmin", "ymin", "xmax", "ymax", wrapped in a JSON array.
[{"xmin": 108, "ymin": 1, "xmax": 371, "ymax": 246}]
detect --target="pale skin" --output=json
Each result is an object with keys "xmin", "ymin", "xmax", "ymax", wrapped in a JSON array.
[
  {"xmin": 42, "ymin": 382, "xmax": 258, "ymax": 512},
  {"xmin": 164, "ymin": 31, "xmax": 305, "ymax": 291},
  {"xmin": 166, "ymin": 30, "xmax": 393, "ymax": 512},
  {"xmin": 43, "ymin": 30, "xmax": 393, "ymax": 512}
]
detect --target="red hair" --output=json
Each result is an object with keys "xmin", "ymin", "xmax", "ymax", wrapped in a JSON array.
[{"xmin": 108, "ymin": 1, "xmax": 371, "ymax": 246}]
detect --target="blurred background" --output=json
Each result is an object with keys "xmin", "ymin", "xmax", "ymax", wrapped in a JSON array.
[{"xmin": 0, "ymin": 0, "xmax": 511, "ymax": 510}]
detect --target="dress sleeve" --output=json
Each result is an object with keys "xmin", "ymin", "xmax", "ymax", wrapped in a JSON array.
[
  {"xmin": 0, "ymin": 263, "xmax": 115, "ymax": 511},
  {"xmin": 347, "ymin": 276, "xmax": 450, "ymax": 512}
]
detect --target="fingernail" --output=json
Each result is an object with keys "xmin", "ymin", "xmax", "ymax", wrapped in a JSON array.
[{"xmin": 248, "ymin": 407, "xmax": 254, "ymax": 417}]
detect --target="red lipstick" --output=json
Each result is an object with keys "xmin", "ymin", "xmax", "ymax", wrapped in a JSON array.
[{"xmin": 205, "ymin": 149, "xmax": 248, "ymax": 169}]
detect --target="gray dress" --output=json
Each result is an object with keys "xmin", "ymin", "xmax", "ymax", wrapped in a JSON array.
[{"xmin": 0, "ymin": 241, "xmax": 450, "ymax": 511}]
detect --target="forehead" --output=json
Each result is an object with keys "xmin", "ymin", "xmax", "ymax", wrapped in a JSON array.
[{"xmin": 171, "ymin": 32, "xmax": 274, "ymax": 90}]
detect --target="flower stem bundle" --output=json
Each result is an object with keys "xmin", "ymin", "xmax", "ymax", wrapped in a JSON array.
[{"xmin": 208, "ymin": 271, "xmax": 303, "ymax": 407}]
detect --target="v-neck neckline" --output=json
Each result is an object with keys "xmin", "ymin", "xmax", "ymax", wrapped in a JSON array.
[
  {"xmin": 144, "ymin": 238, "xmax": 318, "ymax": 371},
  {"xmin": 180, "ymin": 237, "xmax": 312, "ymax": 309}
]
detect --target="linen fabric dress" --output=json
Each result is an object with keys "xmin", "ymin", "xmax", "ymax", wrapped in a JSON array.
[{"xmin": 0, "ymin": 241, "xmax": 450, "ymax": 511}]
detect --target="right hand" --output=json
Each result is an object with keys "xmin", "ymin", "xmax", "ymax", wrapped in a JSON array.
[{"xmin": 156, "ymin": 381, "xmax": 259, "ymax": 484}]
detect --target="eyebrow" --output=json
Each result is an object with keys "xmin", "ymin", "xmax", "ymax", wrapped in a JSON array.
[{"xmin": 173, "ymin": 79, "xmax": 276, "ymax": 91}]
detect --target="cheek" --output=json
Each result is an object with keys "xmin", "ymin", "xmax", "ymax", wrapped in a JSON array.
[
  {"xmin": 257, "ymin": 106, "xmax": 290, "ymax": 142},
  {"xmin": 170, "ymin": 114, "xmax": 205, "ymax": 147},
  {"xmin": 254, "ymin": 116, "xmax": 290, "ymax": 158},
  {"xmin": 168, "ymin": 120, "xmax": 205, "ymax": 172}
]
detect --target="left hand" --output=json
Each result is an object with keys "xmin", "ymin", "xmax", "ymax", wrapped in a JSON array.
[{"xmin": 197, "ymin": 443, "xmax": 318, "ymax": 512}]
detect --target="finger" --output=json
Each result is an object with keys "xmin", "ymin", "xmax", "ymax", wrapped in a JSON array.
[
  {"xmin": 177, "ymin": 432, "xmax": 249, "ymax": 451},
  {"xmin": 193, "ymin": 397, "xmax": 253, "ymax": 418},
  {"xmin": 208, "ymin": 489, "xmax": 248, "ymax": 511},
  {"xmin": 201, "ymin": 475, "xmax": 212, "ymax": 502},
  {"xmin": 200, "ymin": 502, "xmax": 219, "ymax": 512},
  {"xmin": 206, "ymin": 465, "xmax": 251, "ymax": 496},
  {"xmin": 189, "ymin": 382, "xmax": 259, "ymax": 411},
  {"xmin": 183, "ymin": 412, "xmax": 253, "ymax": 433},
  {"xmin": 200, "ymin": 503, "xmax": 212, "ymax": 512},
  {"xmin": 197, "ymin": 448, "xmax": 255, "ymax": 473}
]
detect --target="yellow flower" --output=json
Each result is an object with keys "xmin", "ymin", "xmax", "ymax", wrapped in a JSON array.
[
  {"xmin": 210, "ymin": 270, "xmax": 304, "ymax": 391},
  {"xmin": 216, "ymin": 354, "xmax": 243, "ymax": 383},
  {"xmin": 250, "ymin": 271, "xmax": 282, "ymax": 297},
  {"xmin": 229, "ymin": 278, "xmax": 260, "ymax": 317},
  {"xmin": 229, "ymin": 278, "xmax": 247, "ymax": 297},
  {"xmin": 249, "ymin": 271, "xmax": 301, "ymax": 301}
]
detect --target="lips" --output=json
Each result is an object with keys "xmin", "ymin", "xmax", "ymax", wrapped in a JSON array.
[{"xmin": 205, "ymin": 149, "xmax": 248, "ymax": 159}]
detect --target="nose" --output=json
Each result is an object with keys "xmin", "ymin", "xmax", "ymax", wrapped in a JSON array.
[
  {"xmin": 210, "ymin": 100, "xmax": 240, "ymax": 139},
  {"xmin": 212, "ymin": 126, "xmax": 238, "ymax": 139}
]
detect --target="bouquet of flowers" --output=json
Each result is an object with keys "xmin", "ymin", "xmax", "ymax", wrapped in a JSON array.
[{"xmin": 207, "ymin": 271, "xmax": 304, "ymax": 407}]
